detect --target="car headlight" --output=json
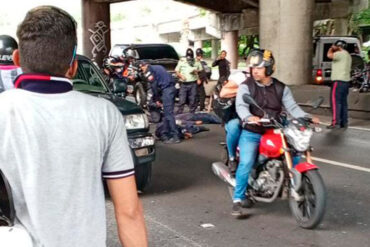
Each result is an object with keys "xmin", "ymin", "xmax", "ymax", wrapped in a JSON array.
[{"xmin": 124, "ymin": 114, "xmax": 149, "ymax": 130}]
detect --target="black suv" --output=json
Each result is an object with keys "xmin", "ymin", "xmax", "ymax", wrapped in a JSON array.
[
  {"xmin": 74, "ymin": 55, "xmax": 155, "ymax": 191},
  {"xmin": 110, "ymin": 43, "xmax": 180, "ymax": 106}
]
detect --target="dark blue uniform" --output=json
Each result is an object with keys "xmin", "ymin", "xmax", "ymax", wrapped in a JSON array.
[{"xmin": 146, "ymin": 65, "xmax": 179, "ymax": 140}]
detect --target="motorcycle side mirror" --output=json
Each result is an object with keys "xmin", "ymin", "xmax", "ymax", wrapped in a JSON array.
[
  {"xmin": 112, "ymin": 78, "xmax": 127, "ymax": 94},
  {"xmin": 242, "ymin": 94, "xmax": 267, "ymax": 116},
  {"xmin": 312, "ymin": 96, "xmax": 324, "ymax": 109}
]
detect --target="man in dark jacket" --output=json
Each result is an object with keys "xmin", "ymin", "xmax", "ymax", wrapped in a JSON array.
[
  {"xmin": 212, "ymin": 50, "xmax": 230, "ymax": 86},
  {"xmin": 232, "ymin": 49, "xmax": 320, "ymax": 217},
  {"xmin": 140, "ymin": 61, "xmax": 180, "ymax": 144}
]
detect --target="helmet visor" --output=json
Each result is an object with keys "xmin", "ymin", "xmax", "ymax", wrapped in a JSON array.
[{"xmin": 246, "ymin": 51, "xmax": 265, "ymax": 68}]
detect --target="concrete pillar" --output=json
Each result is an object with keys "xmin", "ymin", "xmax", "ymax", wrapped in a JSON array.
[
  {"xmin": 260, "ymin": 0, "xmax": 314, "ymax": 85},
  {"xmin": 211, "ymin": 39, "xmax": 219, "ymax": 60},
  {"xmin": 334, "ymin": 18, "xmax": 349, "ymax": 35},
  {"xmin": 82, "ymin": 0, "xmax": 110, "ymax": 67},
  {"xmin": 221, "ymin": 30, "xmax": 239, "ymax": 69}
]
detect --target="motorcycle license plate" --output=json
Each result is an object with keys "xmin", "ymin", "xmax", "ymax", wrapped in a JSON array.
[{"xmin": 127, "ymin": 85, "xmax": 134, "ymax": 94}]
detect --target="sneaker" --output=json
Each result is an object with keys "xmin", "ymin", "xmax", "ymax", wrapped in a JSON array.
[
  {"xmin": 341, "ymin": 124, "xmax": 348, "ymax": 129},
  {"xmin": 228, "ymin": 159, "xmax": 238, "ymax": 174},
  {"xmin": 241, "ymin": 198, "xmax": 254, "ymax": 208},
  {"xmin": 163, "ymin": 137, "xmax": 181, "ymax": 144},
  {"xmin": 326, "ymin": 124, "xmax": 341, "ymax": 129},
  {"xmin": 231, "ymin": 202, "xmax": 243, "ymax": 217}
]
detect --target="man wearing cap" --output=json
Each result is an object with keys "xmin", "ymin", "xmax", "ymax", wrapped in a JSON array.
[
  {"xmin": 0, "ymin": 35, "xmax": 22, "ymax": 92},
  {"xmin": 140, "ymin": 61, "xmax": 180, "ymax": 144},
  {"xmin": 327, "ymin": 40, "xmax": 352, "ymax": 129},
  {"xmin": 175, "ymin": 48, "xmax": 202, "ymax": 114}
]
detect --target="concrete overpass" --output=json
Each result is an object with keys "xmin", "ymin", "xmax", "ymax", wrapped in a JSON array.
[{"xmin": 82, "ymin": 0, "xmax": 368, "ymax": 85}]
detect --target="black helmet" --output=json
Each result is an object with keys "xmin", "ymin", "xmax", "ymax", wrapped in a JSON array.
[
  {"xmin": 195, "ymin": 48, "xmax": 204, "ymax": 56},
  {"xmin": 186, "ymin": 48, "xmax": 194, "ymax": 59},
  {"xmin": 246, "ymin": 49, "xmax": 275, "ymax": 76},
  {"xmin": 0, "ymin": 35, "xmax": 18, "ymax": 65},
  {"xmin": 334, "ymin": 40, "xmax": 347, "ymax": 49}
]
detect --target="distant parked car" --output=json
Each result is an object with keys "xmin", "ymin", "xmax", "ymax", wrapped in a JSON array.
[{"xmin": 312, "ymin": 36, "xmax": 363, "ymax": 84}]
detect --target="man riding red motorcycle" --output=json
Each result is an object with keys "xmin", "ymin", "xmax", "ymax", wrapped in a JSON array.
[{"xmin": 231, "ymin": 49, "xmax": 320, "ymax": 217}]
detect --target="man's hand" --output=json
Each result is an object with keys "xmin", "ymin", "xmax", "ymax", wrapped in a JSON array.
[
  {"xmin": 311, "ymin": 116, "xmax": 320, "ymax": 124},
  {"xmin": 178, "ymin": 74, "xmax": 186, "ymax": 81},
  {"xmin": 197, "ymin": 79, "xmax": 201, "ymax": 85},
  {"xmin": 247, "ymin": 116, "xmax": 261, "ymax": 125}
]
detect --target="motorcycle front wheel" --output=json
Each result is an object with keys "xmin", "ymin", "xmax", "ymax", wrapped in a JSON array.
[{"xmin": 289, "ymin": 170, "xmax": 326, "ymax": 229}]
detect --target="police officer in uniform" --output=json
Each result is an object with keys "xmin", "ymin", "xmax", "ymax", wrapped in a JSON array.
[
  {"xmin": 175, "ymin": 48, "xmax": 202, "ymax": 114},
  {"xmin": 0, "ymin": 35, "xmax": 22, "ymax": 92},
  {"xmin": 139, "ymin": 61, "xmax": 180, "ymax": 144}
]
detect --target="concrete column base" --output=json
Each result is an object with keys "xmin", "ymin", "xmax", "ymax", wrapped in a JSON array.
[
  {"xmin": 221, "ymin": 30, "xmax": 239, "ymax": 69},
  {"xmin": 82, "ymin": 0, "xmax": 110, "ymax": 67}
]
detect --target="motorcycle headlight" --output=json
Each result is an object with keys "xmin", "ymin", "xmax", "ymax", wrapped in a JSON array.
[
  {"xmin": 284, "ymin": 125, "xmax": 313, "ymax": 152},
  {"xmin": 124, "ymin": 114, "xmax": 149, "ymax": 130}
]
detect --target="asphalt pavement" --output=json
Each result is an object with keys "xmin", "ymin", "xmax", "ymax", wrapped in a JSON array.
[{"xmin": 105, "ymin": 117, "xmax": 370, "ymax": 247}]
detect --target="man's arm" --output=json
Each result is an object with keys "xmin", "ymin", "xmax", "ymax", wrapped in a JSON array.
[
  {"xmin": 282, "ymin": 86, "xmax": 310, "ymax": 119},
  {"xmin": 107, "ymin": 176, "xmax": 148, "ymax": 247},
  {"xmin": 327, "ymin": 46, "xmax": 339, "ymax": 60},
  {"xmin": 235, "ymin": 84, "xmax": 253, "ymax": 121},
  {"xmin": 212, "ymin": 59, "xmax": 220, "ymax": 67}
]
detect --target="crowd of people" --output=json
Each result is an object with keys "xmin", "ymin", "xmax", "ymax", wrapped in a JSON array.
[{"xmin": 0, "ymin": 3, "xmax": 356, "ymax": 246}]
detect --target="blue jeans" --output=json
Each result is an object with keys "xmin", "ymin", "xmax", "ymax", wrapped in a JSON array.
[
  {"xmin": 233, "ymin": 130, "xmax": 261, "ymax": 201},
  {"xmin": 233, "ymin": 130, "xmax": 302, "ymax": 201},
  {"xmin": 225, "ymin": 118, "xmax": 241, "ymax": 159}
]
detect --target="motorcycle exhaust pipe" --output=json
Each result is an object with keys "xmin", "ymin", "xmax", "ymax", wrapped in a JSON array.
[{"xmin": 211, "ymin": 162, "xmax": 236, "ymax": 187}]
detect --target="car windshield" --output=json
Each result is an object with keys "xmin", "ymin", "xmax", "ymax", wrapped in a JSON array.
[{"xmin": 73, "ymin": 60, "xmax": 108, "ymax": 93}]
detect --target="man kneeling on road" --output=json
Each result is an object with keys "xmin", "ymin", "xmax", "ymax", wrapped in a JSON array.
[
  {"xmin": 232, "ymin": 49, "xmax": 320, "ymax": 217},
  {"xmin": 0, "ymin": 6, "xmax": 147, "ymax": 246}
]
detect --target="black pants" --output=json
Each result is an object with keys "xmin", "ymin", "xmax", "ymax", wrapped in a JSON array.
[
  {"xmin": 177, "ymin": 81, "xmax": 197, "ymax": 114},
  {"xmin": 330, "ymin": 81, "xmax": 349, "ymax": 127},
  {"xmin": 196, "ymin": 81, "xmax": 206, "ymax": 111}
]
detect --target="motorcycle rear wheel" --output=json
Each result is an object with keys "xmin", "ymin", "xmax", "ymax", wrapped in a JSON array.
[{"xmin": 289, "ymin": 170, "xmax": 326, "ymax": 229}]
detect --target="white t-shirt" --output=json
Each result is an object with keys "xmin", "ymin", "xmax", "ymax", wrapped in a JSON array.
[{"xmin": 0, "ymin": 89, "xmax": 134, "ymax": 247}]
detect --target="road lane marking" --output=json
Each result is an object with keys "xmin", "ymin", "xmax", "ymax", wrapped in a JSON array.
[
  {"xmin": 145, "ymin": 215, "xmax": 204, "ymax": 247},
  {"xmin": 321, "ymin": 122, "xmax": 370, "ymax": 132},
  {"xmin": 310, "ymin": 156, "xmax": 370, "ymax": 173}
]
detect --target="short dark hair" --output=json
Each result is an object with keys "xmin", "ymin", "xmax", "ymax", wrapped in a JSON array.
[{"xmin": 16, "ymin": 6, "xmax": 77, "ymax": 76}]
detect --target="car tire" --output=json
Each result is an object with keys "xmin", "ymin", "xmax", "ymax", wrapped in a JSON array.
[{"xmin": 135, "ymin": 163, "xmax": 152, "ymax": 192}]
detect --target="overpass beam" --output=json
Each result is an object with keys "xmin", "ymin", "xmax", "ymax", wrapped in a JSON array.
[
  {"xmin": 82, "ymin": 0, "xmax": 111, "ymax": 67},
  {"xmin": 260, "ymin": 0, "xmax": 314, "ymax": 85}
]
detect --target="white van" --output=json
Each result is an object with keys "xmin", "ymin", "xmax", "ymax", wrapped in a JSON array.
[{"xmin": 312, "ymin": 36, "xmax": 363, "ymax": 84}]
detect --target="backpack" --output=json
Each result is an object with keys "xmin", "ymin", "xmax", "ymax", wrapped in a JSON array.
[{"xmin": 200, "ymin": 61, "xmax": 212, "ymax": 79}]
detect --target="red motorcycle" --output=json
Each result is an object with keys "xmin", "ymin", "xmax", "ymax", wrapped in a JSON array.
[{"xmin": 212, "ymin": 95, "xmax": 326, "ymax": 229}]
